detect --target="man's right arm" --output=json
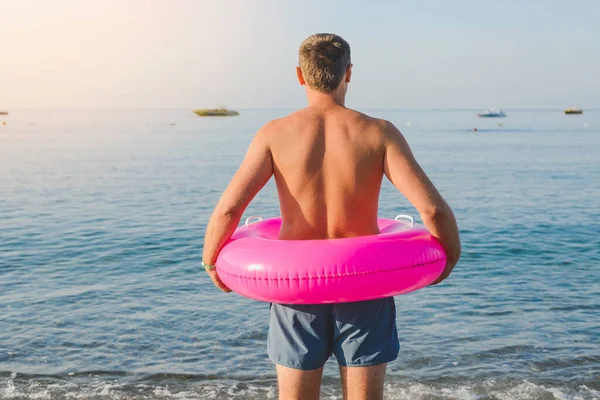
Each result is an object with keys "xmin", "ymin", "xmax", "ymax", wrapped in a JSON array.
[{"xmin": 381, "ymin": 120, "xmax": 461, "ymax": 284}]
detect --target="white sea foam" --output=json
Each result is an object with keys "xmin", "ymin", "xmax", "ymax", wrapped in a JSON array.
[{"xmin": 1, "ymin": 377, "xmax": 598, "ymax": 400}]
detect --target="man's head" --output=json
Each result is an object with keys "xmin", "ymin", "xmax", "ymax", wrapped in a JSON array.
[{"xmin": 297, "ymin": 33, "xmax": 352, "ymax": 94}]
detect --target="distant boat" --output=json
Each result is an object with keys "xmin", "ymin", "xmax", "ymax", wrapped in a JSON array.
[
  {"xmin": 477, "ymin": 108, "xmax": 506, "ymax": 118},
  {"xmin": 0, "ymin": 111, "xmax": 7, "ymax": 115},
  {"xmin": 564, "ymin": 108, "xmax": 583, "ymax": 115},
  {"xmin": 193, "ymin": 108, "xmax": 239, "ymax": 117}
]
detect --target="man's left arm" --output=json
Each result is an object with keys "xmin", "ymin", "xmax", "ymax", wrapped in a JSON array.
[{"xmin": 202, "ymin": 122, "xmax": 275, "ymax": 292}]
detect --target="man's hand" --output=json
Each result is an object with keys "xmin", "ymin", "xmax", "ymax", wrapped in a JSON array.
[{"xmin": 207, "ymin": 268, "xmax": 232, "ymax": 293}]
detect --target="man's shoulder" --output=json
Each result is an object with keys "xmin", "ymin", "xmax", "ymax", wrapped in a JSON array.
[
  {"xmin": 254, "ymin": 114, "xmax": 303, "ymax": 146},
  {"xmin": 259, "ymin": 109, "xmax": 314, "ymax": 136},
  {"xmin": 261, "ymin": 110, "xmax": 305, "ymax": 129},
  {"xmin": 256, "ymin": 116, "xmax": 290, "ymax": 137},
  {"xmin": 344, "ymin": 108, "xmax": 394, "ymax": 130},
  {"xmin": 345, "ymin": 112, "xmax": 404, "ymax": 147}
]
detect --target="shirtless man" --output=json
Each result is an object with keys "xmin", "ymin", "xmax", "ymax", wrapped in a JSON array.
[{"xmin": 202, "ymin": 33, "xmax": 461, "ymax": 400}]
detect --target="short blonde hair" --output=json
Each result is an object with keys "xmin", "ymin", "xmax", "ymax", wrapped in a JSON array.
[{"xmin": 299, "ymin": 33, "xmax": 351, "ymax": 93}]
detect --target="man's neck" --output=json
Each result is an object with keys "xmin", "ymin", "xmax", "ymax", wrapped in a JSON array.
[{"xmin": 305, "ymin": 88, "xmax": 346, "ymax": 108}]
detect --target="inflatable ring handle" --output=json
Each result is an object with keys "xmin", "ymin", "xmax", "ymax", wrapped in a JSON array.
[
  {"xmin": 245, "ymin": 216, "xmax": 263, "ymax": 227},
  {"xmin": 394, "ymin": 214, "xmax": 414, "ymax": 227}
]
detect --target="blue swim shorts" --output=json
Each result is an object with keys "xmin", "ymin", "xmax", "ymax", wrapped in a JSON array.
[{"xmin": 267, "ymin": 297, "xmax": 399, "ymax": 370}]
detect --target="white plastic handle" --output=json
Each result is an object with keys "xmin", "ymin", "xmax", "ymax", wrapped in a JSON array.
[
  {"xmin": 245, "ymin": 216, "xmax": 263, "ymax": 226},
  {"xmin": 394, "ymin": 214, "xmax": 414, "ymax": 227}
]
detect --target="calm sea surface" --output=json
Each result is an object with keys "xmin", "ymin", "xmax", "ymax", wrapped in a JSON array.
[{"xmin": 0, "ymin": 109, "xmax": 599, "ymax": 399}]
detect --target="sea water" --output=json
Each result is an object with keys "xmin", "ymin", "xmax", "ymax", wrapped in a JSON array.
[{"xmin": 0, "ymin": 109, "xmax": 599, "ymax": 399}]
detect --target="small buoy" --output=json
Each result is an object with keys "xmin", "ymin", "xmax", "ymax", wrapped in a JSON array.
[{"xmin": 473, "ymin": 127, "xmax": 478, "ymax": 132}]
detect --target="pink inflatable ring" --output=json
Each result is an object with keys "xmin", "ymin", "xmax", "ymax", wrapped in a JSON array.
[{"xmin": 216, "ymin": 216, "xmax": 446, "ymax": 304}]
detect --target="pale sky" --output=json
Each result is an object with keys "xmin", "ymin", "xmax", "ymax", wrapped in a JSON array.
[{"xmin": 1, "ymin": 0, "xmax": 599, "ymax": 109}]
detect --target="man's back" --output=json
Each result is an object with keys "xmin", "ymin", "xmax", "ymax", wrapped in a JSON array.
[{"xmin": 271, "ymin": 105, "xmax": 385, "ymax": 240}]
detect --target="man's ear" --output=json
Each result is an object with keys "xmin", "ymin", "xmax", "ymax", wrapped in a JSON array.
[
  {"xmin": 296, "ymin": 67, "xmax": 306, "ymax": 86},
  {"xmin": 345, "ymin": 64, "xmax": 353, "ymax": 83}
]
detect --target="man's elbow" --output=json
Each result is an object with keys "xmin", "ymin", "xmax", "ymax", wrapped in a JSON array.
[
  {"xmin": 450, "ymin": 242, "xmax": 462, "ymax": 265},
  {"xmin": 214, "ymin": 205, "xmax": 242, "ymax": 221},
  {"xmin": 423, "ymin": 204, "xmax": 461, "ymax": 261},
  {"xmin": 420, "ymin": 201, "xmax": 450, "ymax": 222}
]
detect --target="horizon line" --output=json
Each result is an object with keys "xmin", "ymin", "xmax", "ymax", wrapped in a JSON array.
[{"xmin": 2, "ymin": 107, "xmax": 598, "ymax": 112}]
